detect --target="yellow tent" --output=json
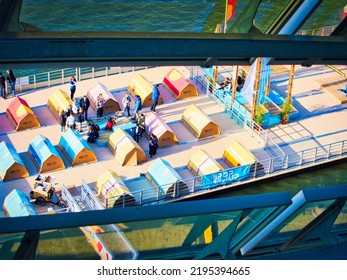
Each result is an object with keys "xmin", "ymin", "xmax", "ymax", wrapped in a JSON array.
[
  {"xmin": 181, "ymin": 104, "xmax": 220, "ymax": 139},
  {"xmin": 187, "ymin": 149, "xmax": 223, "ymax": 177},
  {"xmin": 95, "ymin": 169, "xmax": 136, "ymax": 208},
  {"xmin": 223, "ymin": 140, "xmax": 260, "ymax": 169},
  {"xmin": 128, "ymin": 74, "xmax": 163, "ymax": 107},
  {"xmin": 108, "ymin": 128, "xmax": 147, "ymax": 166},
  {"xmin": 47, "ymin": 89, "xmax": 72, "ymax": 119}
]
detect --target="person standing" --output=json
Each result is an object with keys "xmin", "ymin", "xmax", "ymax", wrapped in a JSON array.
[
  {"xmin": 76, "ymin": 108, "xmax": 84, "ymax": 132},
  {"xmin": 66, "ymin": 112, "xmax": 76, "ymax": 130},
  {"xmin": 122, "ymin": 93, "xmax": 131, "ymax": 117},
  {"xmin": 58, "ymin": 109, "xmax": 67, "ymax": 132},
  {"xmin": 0, "ymin": 72, "xmax": 6, "ymax": 99},
  {"xmin": 136, "ymin": 113, "xmax": 145, "ymax": 137},
  {"xmin": 79, "ymin": 95, "xmax": 90, "ymax": 122},
  {"xmin": 96, "ymin": 93, "xmax": 105, "ymax": 118},
  {"xmin": 133, "ymin": 95, "xmax": 142, "ymax": 120},
  {"xmin": 148, "ymin": 133, "xmax": 159, "ymax": 158},
  {"xmin": 150, "ymin": 84, "xmax": 160, "ymax": 112},
  {"xmin": 69, "ymin": 75, "xmax": 77, "ymax": 100},
  {"xmin": 6, "ymin": 69, "xmax": 16, "ymax": 97}
]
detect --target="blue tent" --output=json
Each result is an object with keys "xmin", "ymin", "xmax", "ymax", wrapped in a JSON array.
[
  {"xmin": 59, "ymin": 129, "xmax": 97, "ymax": 166},
  {"xmin": 3, "ymin": 189, "xmax": 37, "ymax": 217},
  {"xmin": 28, "ymin": 135, "xmax": 65, "ymax": 172},
  {"xmin": 147, "ymin": 158, "xmax": 188, "ymax": 197},
  {"xmin": 0, "ymin": 141, "xmax": 29, "ymax": 181}
]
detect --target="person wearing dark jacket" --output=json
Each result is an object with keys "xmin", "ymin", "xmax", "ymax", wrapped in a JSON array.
[
  {"xmin": 6, "ymin": 69, "xmax": 16, "ymax": 97},
  {"xmin": 69, "ymin": 75, "xmax": 77, "ymax": 99},
  {"xmin": 79, "ymin": 95, "xmax": 90, "ymax": 121},
  {"xmin": 150, "ymin": 84, "xmax": 160, "ymax": 112},
  {"xmin": 148, "ymin": 133, "xmax": 159, "ymax": 158},
  {"xmin": 133, "ymin": 95, "xmax": 142, "ymax": 120}
]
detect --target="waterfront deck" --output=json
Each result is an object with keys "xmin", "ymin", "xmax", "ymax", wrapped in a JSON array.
[{"xmin": 1, "ymin": 65, "xmax": 347, "ymax": 210}]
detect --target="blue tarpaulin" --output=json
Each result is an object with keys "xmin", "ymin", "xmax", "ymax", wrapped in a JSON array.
[
  {"xmin": 0, "ymin": 141, "xmax": 28, "ymax": 181},
  {"xmin": 28, "ymin": 134, "xmax": 65, "ymax": 172},
  {"xmin": 59, "ymin": 129, "xmax": 97, "ymax": 166},
  {"xmin": 147, "ymin": 158, "xmax": 187, "ymax": 195},
  {"xmin": 3, "ymin": 189, "xmax": 37, "ymax": 217}
]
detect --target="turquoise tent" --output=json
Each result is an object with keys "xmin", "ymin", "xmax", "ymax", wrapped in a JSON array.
[
  {"xmin": 0, "ymin": 141, "xmax": 29, "ymax": 181},
  {"xmin": 147, "ymin": 158, "xmax": 188, "ymax": 197},
  {"xmin": 59, "ymin": 129, "xmax": 97, "ymax": 166},
  {"xmin": 28, "ymin": 135, "xmax": 65, "ymax": 172},
  {"xmin": 3, "ymin": 189, "xmax": 37, "ymax": 217}
]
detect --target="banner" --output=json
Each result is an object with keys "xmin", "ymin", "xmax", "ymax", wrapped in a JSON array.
[{"xmin": 202, "ymin": 164, "xmax": 250, "ymax": 189}]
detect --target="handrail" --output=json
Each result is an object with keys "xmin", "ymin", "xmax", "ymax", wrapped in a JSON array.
[
  {"xmin": 11, "ymin": 66, "xmax": 150, "ymax": 94},
  {"xmin": 106, "ymin": 130, "xmax": 347, "ymax": 208}
]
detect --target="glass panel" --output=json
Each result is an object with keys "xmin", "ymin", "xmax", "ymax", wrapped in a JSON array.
[
  {"xmin": 253, "ymin": 0, "xmax": 293, "ymax": 33},
  {"xmin": 332, "ymin": 200, "xmax": 347, "ymax": 232},
  {"xmin": 0, "ymin": 233, "xmax": 25, "ymax": 260}
]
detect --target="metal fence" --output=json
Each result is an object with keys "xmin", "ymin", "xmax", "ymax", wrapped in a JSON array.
[
  {"xmin": 103, "ymin": 66, "xmax": 347, "ymax": 208},
  {"xmin": 11, "ymin": 66, "xmax": 150, "ymax": 93},
  {"xmin": 106, "ymin": 137, "xmax": 347, "ymax": 208}
]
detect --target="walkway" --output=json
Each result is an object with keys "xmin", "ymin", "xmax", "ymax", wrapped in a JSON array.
[{"xmin": 0, "ymin": 64, "xmax": 346, "ymax": 209}]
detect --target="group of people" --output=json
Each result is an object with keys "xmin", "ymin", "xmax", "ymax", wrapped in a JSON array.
[
  {"xmin": 58, "ymin": 75, "xmax": 90, "ymax": 133},
  {"xmin": 0, "ymin": 69, "xmax": 17, "ymax": 99},
  {"xmin": 61, "ymin": 76, "xmax": 161, "ymax": 158}
]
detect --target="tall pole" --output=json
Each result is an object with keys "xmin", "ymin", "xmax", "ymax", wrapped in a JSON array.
[
  {"xmin": 231, "ymin": 65, "xmax": 238, "ymax": 105},
  {"xmin": 252, "ymin": 58, "xmax": 262, "ymax": 120},
  {"xmin": 287, "ymin": 65, "xmax": 295, "ymax": 102}
]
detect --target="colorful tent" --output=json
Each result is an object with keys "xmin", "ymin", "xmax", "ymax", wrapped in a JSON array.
[
  {"xmin": 47, "ymin": 89, "xmax": 72, "ymax": 119},
  {"xmin": 0, "ymin": 141, "xmax": 29, "ymax": 181},
  {"xmin": 145, "ymin": 112, "xmax": 178, "ymax": 147},
  {"xmin": 181, "ymin": 104, "xmax": 220, "ymax": 139},
  {"xmin": 223, "ymin": 140, "xmax": 259, "ymax": 169},
  {"xmin": 147, "ymin": 158, "xmax": 188, "ymax": 197},
  {"xmin": 59, "ymin": 129, "xmax": 97, "ymax": 166},
  {"xmin": 6, "ymin": 96, "xmax": 41, "ymax": 130},
  {"xmin": 163, "ymin": 68, "xmax": 198, "ymax": 99},
  {"xmin": 28, "ymin": 134, "xmax": 65, "ymax": 172},
  {"xmin": 108, "ymin": 128, "xmax": 146, "ymax": 166},
  {"xmin": 187, "ymin": 149, "xmax": 223, "ymax": 176},
  {"xmin": 87, "ymin": 82, "xmax": 120, "ymax": 114},
  {"xmin": 3, "ymin": 189, "xmax": 37, "ymax": 217},
  {"xmin": 128, "ymin": 74, "xmax": 163, "ymax": 107},
  {"xmin": 94, "ymin": 169, "xmax": 136, "ymax": 208}
]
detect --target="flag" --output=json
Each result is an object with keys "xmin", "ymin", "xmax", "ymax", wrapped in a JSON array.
[{"xmin": 225, "ymin": 0, "xmax": 237, "ymax": 22}]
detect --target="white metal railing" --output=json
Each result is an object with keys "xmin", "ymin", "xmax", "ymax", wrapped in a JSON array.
[
  {"xmin": 10, "ymin": 66, "xmax": 150, "ymax": 94},
  {"xmin": 104, "ymin": 67, "xmax": 345, "ymax": 208},
  {"xmin": 105, "ymin": 138, "xmax": 347, "ymax": 208}
]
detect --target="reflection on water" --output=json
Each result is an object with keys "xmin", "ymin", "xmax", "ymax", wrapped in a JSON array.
[{"xmin": 218, "ymin": 161, "xmax": 347, "ymax": 198}]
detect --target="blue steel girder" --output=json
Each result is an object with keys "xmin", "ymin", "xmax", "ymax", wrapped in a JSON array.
[{"xmin": 0, "ymin": 32, "xmax": 347, "ymax": 69}]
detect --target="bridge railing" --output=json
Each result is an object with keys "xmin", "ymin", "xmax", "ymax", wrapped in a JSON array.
[{"xmin": 10, "ymin": 66, "xmax": 150, "ymax": 93}]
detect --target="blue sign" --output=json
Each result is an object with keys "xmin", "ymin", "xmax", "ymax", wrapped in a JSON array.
[{"xmin": 202, "ymin": 164, "xmax": 251, "ymax": 189}]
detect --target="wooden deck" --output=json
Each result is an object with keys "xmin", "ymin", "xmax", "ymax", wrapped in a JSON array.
[{"xmin": 316, "ymin": 76, "xmax": 347, "ymax": 104}]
